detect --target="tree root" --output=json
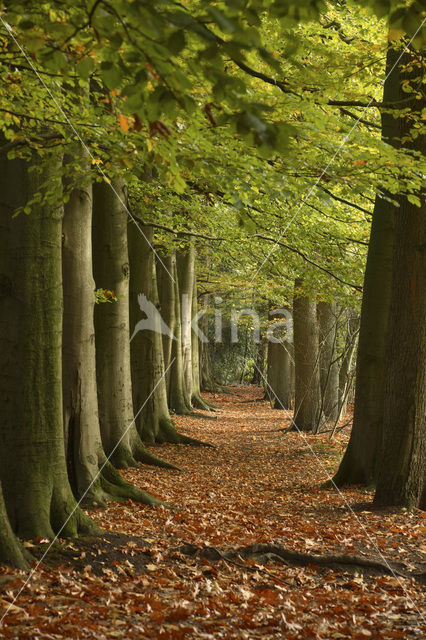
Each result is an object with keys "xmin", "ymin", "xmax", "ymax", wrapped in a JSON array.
[
  {"xmin": 155, "ymin": 419, "xmax": 215, "ymax": 448},
  {"xmin": 135, "ymin": 447, "xmax": 181, "ymax": 471},
  {"xmin": 172, "ymin": 542, "xmax": 408, "ymax": 578},
  {"xmin": 96, "ymin": 460, "xmax": 171, "ymax": 508},
  {"xmin": 192, "ymin": 393, "xmax": 217, "ymax": 411},
  {"xmin": 188, "ymin": 411, "xmax": 218, "ymax": 421}
]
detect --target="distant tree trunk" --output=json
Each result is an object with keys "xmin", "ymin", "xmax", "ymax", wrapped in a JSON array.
[
  {"xmin": 93, "ymin": 179, "xmax": 171, "ymax": 488},
  {"xmin": 293, "ymin": 279, "xmax": 323, "ymax": 431},
  {"xmin": 157, "ymin": 252, "xmax": 176, "ymax": 384},
  {"xmin": 338, "ymin": 311, "xmax": 359, "ymax": 419},
  {"xmin": 252, "ymin": 333, "xmax": 267, "ymax": 385},
  {"xmin": 267, "ymin": 340, "xmax": 292, "ymax": 410},
  {"xmin": 191, "ymin": 275, "xmax": 213, "ymax": 410},
  {"xmin": 334, "ymin": 45, "xmax": 401, "ymax": 487},
  {"xmin": 169, "ymin": 258, "xmax": 192, "ymax": 414},
  {"xmin": 317, "ymin": 301, "xmax": 339, "ymax": 422},
  {"xmin": 0, "ymin": 151, "xmax": 96, "ymax": 540},
  {"xmin": 177, "ymin": 242, "xmax": 195, "ymax": 399},
  {"xmin": 129, "ymin": 225, "xmax": 205, "ymax": 446},
  {"xmin": 199, "ymin": 292, "xmax": 217, "ymax": 392},
  {"xmin": 374, "ymin": 45, "xmax": 426, "ymax": 509}
]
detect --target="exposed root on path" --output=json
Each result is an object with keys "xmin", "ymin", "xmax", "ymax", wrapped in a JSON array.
[{"xmin": 172, "ymin": 542, "xmax": 409, "ymax": 579}]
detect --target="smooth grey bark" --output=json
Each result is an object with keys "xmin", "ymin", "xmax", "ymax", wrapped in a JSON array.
[
  {"xmin": 169, "ymin": 257, "xmax": 192, "ymax": 414},
  {"xmin": 62, "ymin": 150, "xmax": 107, "ymax": 504},
  {"xmin": 157, "ymin": 252, "xmax": 176, "ymax": 383},
  {"xmin": 334, "ymin": 46, "xmax": 401, "ymax": 487},
  {"xmin": 176, "ymin": 242, "xmax": 195, "ymax": 399},
  {"xmin": 317, "ymin": 301, "xmax": 339, "ymax": 422},
  {"xmin": 374, "ymin": 46, "xmax": 426, "ymax": 509},
  {"xmin": 293, "ymin": 279, "xmax": 323, "ymax": 432},
  {"xmin": 92, "ymin": 179, "xmax": 171, "ymax": 491},
  {"xmin": 0, "ymin": 151, "xmax": 96, "ymax": 540},
  {"xmin": 191, "ymin": 275, "xmax": 213, "ymax": 410}
]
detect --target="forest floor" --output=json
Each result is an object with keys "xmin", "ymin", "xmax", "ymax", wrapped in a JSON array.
[{"xmin": 0, "ymin": 386, "xmax": 425, "ymax": 639}]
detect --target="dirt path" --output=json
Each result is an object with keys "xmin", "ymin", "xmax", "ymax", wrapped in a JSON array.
[{"xmin": 1, "ymin": 386, "xmax": 425, "ymax": 639}]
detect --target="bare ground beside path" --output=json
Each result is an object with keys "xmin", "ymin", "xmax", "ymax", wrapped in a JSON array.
[{"xmin": 1, "ymin": 386, "xmax": 425, "ymax": 639}]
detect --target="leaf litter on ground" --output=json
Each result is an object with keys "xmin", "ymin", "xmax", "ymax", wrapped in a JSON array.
[{"xmin": 1, "ymin": 386, "xmax": 425, "ymax": 639}]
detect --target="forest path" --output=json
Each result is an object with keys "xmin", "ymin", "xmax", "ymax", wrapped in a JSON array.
[{"xmin": 1, "ymin": 387, "xmax": 424, "ymax": 639}]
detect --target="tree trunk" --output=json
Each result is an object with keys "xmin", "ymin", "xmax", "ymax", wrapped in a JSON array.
[
  {"xmin": 338, "ymin": 310, "xmax": 359, "ymax": 419},
  {"xmin": 252, "ymin": 333, "xmax": 267, "ymax": 386},
  {"xmin": 0, "ymin": 151, "xmax": 95, "ymax": 540},
  {"xmin": 92, "ymin": 179, "xmax": 171, "ymax": 491},
  {"xmin": 199, "ymin": 292, "xmax": 217, "ymax": 392},
  {"xmin": 374, "ymin": 46, "xmax": 426, "ymax": 509},
  {"xmin": 176, "ymin": 242, "xmax": 195, "ymax": 399},
  {"xmin": 293, "ymin": 279, "xmax": 323, "ymax": 431},
  {"xmin": 62, "ymin": 150, "xmax": 109, "ymax": 504},
  {"xmin": 169, "ymin": 257, "xmax": 192, "ymax": 414},
  {"xmin": 334, "ymin": 45, "xmax": 403, "ymax": 487},
  {"xmin": 157, "ymin": 252, "xmax": 176, "ymax": 383},
  {"xmin": 374, "ymin": 185, "xmax": 426, "ymax": 508},
  {"xmin": 191, "ymin": 275, "xmax": 213, "ymax": 410},
  {"xmin": 267, "ymin": 340, "xmax": 292, "ymax": 410},
  {"xmin": 0, "ymin": 482, "xmax": 28, "ymax": 569},
  {"xmin": 317, "ymin": 301, "xmax": 339, "ymax": 422}
]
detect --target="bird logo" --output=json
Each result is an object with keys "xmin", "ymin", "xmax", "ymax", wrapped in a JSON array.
[{"xmin": 130, "ymin": 294, "xmax": 176, "ymax": 342}]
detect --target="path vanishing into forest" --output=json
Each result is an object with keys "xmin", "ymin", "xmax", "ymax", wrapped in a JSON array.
[{"xmin": 1, "ymin": 386, "xmax": 425, "ymax": 639}]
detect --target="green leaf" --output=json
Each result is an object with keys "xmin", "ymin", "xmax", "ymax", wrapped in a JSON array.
[
  {"xmin": 167, "ymin": 30, "xmax": 186, "ymax": 55},
  {"xmin": 407, "ymin": 193, "xmax": 421, "ymax": 207},
  {"xmin": 76, "ymin": 58, "xmax": 95, "ymax": 80},
  {"xmin": 101, "ymin": 65, "xmax": 122, "ymax": 90}
]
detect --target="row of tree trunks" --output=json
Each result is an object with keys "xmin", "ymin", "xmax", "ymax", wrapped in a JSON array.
[
  {"xmin": 265, "ymin": 297, "xmax": 354, "ymax": 430},
  {"xmin": 94, "ymin": 184, "xmax": 174, "ymax": 471},
  {"xmin": 0, "ymin": 151, "xmax": 96, "ymax": 544},
  {"xmin": 128, "ymin": 228, "xmax": 209, "ymax": 445},
  {"xmin": 64, "ymin": 171, "xmax": 169, "ymax": 503}
]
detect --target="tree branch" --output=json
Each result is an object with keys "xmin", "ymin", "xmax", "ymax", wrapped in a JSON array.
[{"xmin": 254, "ymin": 234, "xmax": 363, "ymax": 292}]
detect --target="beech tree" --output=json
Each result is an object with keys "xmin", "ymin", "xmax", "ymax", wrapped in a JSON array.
[{"xmin": 293, "ymin": 280, "xmax": 323, "ymax": 432}]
